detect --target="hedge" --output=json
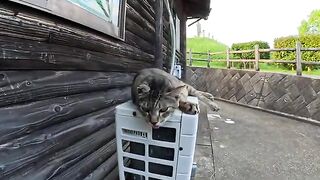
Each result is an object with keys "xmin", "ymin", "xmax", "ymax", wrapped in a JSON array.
[
  {"xmin": 230, "ymin": 41, "xmax": 270, "ymax": 69},
  {"xmin": 231, "ymin": 41, "xmax": 270, "ymax": 59},
  {"xmin": 273, "ymin": 35, "xmax": 320, "ymax": 70}
]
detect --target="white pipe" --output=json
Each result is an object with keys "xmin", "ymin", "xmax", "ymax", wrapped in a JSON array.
[{"xmin": 164, "ymin": 0, "xmax": 176, "ymax": 75}]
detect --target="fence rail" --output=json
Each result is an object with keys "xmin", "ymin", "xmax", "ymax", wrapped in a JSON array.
[{"xmin": 188, "ymin": 42, "xmax": 320, "ymax": 75}]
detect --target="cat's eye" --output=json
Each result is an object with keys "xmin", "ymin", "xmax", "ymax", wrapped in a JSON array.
[{"xmin": 159, "ymin": 107, "xmax": 169, "ymax": 113}]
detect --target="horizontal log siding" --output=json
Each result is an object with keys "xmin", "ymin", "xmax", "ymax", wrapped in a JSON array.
[
  {"xmin": 0, "ymin": 1, "xmax": 156, "ymax": 71},
  {"xmin": 0, "ymin": 0, "xmax": 168, "ymax": 179},
  {"xmin": 0, "ymin": 71, "xmax": 133, "ymax": 179}
]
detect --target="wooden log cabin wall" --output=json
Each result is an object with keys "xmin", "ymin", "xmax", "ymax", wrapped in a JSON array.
[{"xmin": 0, "ymin": 0, "xmax": 210, "ymax": 179}]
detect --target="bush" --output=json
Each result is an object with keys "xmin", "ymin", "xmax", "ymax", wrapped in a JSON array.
[
  {"xmin": 231, "ymin": 41, "xmax": 270, "ymax": 59},
  {"xmin": 231, "ymin": 41, "xmax": 270, "ymax": 69},
  {"xmin": 273, "ymin": 35, "xmax": 320, "ymax": 70}
]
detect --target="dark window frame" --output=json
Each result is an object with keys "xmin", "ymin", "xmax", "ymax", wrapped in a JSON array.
[{"xmin": 9, "ymin": 0, "xmax": 126, "ymax": 40}]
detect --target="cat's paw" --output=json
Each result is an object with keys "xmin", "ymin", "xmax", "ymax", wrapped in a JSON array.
[
  {"xmin": 179, "ymin": 101, "xmax": 199, "ymax": 115},
  {"xmin": 202, "ymin": 92, "xmax": 215, "ymax": 101},
  {"xmin": 208, "ymin": 102, "xmax": 220, "ymax": 112}
]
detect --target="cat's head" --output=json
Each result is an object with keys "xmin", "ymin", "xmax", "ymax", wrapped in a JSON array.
[{"xmin": 135, "ymin": 83, "xmax": 185, "ymax": 128}]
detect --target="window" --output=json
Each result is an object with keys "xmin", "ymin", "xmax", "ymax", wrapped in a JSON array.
[{"xmin": 10, "ymin": 0, "xmax": 126, "ymax": 40}]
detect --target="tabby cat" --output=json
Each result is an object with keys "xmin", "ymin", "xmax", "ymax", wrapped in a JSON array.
[{"xmin": 132, "ymin": 68, "xmax": 219, "ymax": 128}]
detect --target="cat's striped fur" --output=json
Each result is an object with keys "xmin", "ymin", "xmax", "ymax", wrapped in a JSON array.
[{"xmin": 132, "ymin": 68, "xmax": 219, "ymax": 128}]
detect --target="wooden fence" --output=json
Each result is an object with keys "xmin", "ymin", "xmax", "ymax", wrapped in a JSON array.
[{"xmin": 188, "ymin": 42, "xmax": 320, "ymax": 76}]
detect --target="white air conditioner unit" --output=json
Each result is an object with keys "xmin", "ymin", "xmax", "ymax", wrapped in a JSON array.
[{"xmin": 116, "ymin": 97, "xmax": 199, "ymax": 180}]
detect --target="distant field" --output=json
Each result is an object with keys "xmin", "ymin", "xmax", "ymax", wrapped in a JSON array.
[{"xmin": 187, "ymin": 37, "xmax": 320, "ymax": 77}]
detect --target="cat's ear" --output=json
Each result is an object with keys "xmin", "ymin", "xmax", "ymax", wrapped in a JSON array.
[
  {"xmin": 137, "ymin": 83, "xmax": 150, "ymax": 95},
  {"xmin": 166, "ymin": 85, "xmax": 186, "ymax": 99}
]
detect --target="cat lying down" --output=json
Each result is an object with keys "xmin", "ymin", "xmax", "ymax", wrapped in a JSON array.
[{"xmin": 132, "ymin": 68, "xmax": 220, "ymax": 128}]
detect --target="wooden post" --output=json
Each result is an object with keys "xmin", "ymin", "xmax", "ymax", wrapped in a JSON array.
[
  {"xmin": 254, "ymin": 44, "xmax": 260, "ymax": 71},
  {"xmin": 154, "ymin": 0, "xmax": 163, "ymax": 68},
  {"xmin": 207, "ymin": 50, "xmax": 211, "ymax": 68},
  {"xmin": 296, "ymin": 41, "xmax": 302, "ymax": 76},
  {"xmin": 226, "ymin": 48, "xmax": 230, "ymax": 69},
  {"xmin": 189, "ymin": 49, "xmax": 192, "ymax": 66}
]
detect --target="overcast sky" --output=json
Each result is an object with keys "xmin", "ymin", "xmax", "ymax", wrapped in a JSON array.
[{"xmin": 186, "ymin": 0, "xmax": 320, "ymax": 47}]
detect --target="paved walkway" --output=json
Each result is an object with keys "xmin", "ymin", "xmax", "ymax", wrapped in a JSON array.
[{"xmin": 194, "ymin": 100, "xmax": 320, "ymax": 180}]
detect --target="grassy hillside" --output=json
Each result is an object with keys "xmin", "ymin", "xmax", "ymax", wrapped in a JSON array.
[
  {"xmin": 187, "ymin": 37, "xmax": 228, "ymax": 67},
  {"xmin": 187, "ymin": 37, "xmax": 228, "ymax": 58}
]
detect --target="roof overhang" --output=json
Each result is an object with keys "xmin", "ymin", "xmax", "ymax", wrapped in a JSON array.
[{"xmin": 183, "ymin": 0, "xmax": 211, "ymax": 19}]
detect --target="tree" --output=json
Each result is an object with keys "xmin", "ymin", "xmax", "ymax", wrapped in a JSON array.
[{"xmin": 298, "ymin": 10, "xmax": 320, "ymax": 35}]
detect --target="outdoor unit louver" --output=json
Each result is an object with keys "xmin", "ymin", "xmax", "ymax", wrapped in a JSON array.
[{"xmin": 116, "ymin": 97, "xmax": 199, "ymax": 180}]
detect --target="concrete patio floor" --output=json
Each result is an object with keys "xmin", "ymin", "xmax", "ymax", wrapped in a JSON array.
[{"xmin": 194, "ymin": 100, "xmax": 320, "ymax": 180}]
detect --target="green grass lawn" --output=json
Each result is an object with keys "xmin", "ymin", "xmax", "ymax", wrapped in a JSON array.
[
  {"xmin": 190, "ymin": 61, "xmax": 320, "ymax": 76},
  {"xmin": 259, "ymin": 63, "xmax": 320, "ymax": 76},
  {"xmin": 191, "ymin": 61, "xmax": 226, "ymax": 68},
  {"xmin": 259, "ymin": 63, "xmax": 294, "ymax": 74}
]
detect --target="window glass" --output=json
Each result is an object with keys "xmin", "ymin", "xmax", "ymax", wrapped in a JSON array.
[{"xmin": 67, "ymin": 0, "xmax": 120, "ymax": 25}]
